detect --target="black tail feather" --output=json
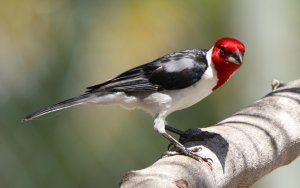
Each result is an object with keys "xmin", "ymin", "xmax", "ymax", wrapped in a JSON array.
[{"xmin": 22, "ymin": 94, "xmax": 93, "ymax": 122}]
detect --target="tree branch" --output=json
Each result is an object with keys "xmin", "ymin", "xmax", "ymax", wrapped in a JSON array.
[{"xmin": 120, "ymin": 79, "xmax": 300, "ymax": 188}]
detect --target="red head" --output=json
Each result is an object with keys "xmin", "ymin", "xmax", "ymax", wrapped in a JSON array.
[{"xmin": 211, "ymin": 37, "xmax": 245, "ymax": 90}]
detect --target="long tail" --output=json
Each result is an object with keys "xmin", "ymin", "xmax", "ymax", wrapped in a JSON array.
[{"xmin": 22, "ymin": 93, "xmax": 95, "ymax": 122}]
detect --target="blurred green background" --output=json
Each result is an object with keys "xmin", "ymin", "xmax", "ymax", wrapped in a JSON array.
[{"xmin": 1, "ymin": 0, "xmax": 300, "ymax": 187}]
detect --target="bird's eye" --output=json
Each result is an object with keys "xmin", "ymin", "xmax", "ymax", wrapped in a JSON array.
[{"xmin": 219, "ymin": 46, "xmax": 227, "ymax": 57}]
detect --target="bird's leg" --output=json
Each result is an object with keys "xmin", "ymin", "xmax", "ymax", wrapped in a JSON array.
[
  {"xmin": 154, "ymin": 114, "xmax": 203, "ymax": 161},
  {"xmin": 165, "ymin": 124, "xmax": 188, "ymax": 150},
  {"xmin": 161, "ymin": 132, "xmax": 205, "ymax": 161}
]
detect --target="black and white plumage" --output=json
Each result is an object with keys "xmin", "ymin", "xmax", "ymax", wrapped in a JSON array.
[
  {"xmin": 23, "ymin": 38, "xmax": 245, "ymax": 160},
  {"xmin": 86, "ymin": 49, "xmax": 208, "ymax": 92}
]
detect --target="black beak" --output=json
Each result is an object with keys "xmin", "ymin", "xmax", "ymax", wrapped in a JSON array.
[{"xmin": 231, "ymin": 49, "xmax": 243, "ymax": 64}]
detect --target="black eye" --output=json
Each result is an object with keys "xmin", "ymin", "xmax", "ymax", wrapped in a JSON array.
[{"xmin": 219, "ymin": 46, "xmax": 227, "ymax": 57}]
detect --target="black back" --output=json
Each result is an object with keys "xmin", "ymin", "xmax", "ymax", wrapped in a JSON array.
[{"xmin": 86, "ymin": 49, "xmax": 208, "ymax": 93}]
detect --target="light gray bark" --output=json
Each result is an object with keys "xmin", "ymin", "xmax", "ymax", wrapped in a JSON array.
[{"xmin": 120, "ymin": 79, "xmax": 300, "ymax": 188}]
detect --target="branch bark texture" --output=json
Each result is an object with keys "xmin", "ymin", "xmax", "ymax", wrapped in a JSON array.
[{"xmin": 120, "ymin": 79, "xmax": 300, "ymax": 188}]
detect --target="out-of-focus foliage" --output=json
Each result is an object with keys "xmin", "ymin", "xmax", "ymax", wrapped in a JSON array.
[{"xmin": 0, "ymin": 0, "xmax": 299, "ymax": 187}]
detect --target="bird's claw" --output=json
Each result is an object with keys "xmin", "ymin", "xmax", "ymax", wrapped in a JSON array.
[{"xmin": 162, "ymin": 146, "xmax": 213, "ymax": 166}]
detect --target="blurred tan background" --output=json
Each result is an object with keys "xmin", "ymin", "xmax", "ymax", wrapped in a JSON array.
[{"xmin": 1, "ymin": 0, "xmax": 300, "ymax": 187}]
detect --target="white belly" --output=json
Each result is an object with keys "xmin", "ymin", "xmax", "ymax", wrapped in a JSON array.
[{"xmin": 164, "ymin": 65, "xmax": 217, "ymax": 115}]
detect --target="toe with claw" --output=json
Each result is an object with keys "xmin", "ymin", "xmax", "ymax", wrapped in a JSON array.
[{"xmin": 163, "ymin": 146, "xmax": 212, "ymax": 165}]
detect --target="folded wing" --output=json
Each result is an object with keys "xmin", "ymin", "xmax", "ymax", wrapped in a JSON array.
[{"xmin": 86, "ymin": 49, "xmax": 208, "ymax": 93}]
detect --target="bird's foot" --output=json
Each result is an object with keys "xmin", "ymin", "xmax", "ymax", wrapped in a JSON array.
[
  {"xmin": 160, "ymin": 132, "xmax": 213, "ymax": 168},
  {"xmin": 162, "ymin": 146, "xmax": 213, "ymax": 166}
]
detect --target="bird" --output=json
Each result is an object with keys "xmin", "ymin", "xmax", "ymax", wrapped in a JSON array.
[{"xmin": 23, "ymin": 37, "xmax": 245, "ymax": 160}]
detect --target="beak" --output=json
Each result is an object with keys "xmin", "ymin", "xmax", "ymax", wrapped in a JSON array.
[{"xmin": 231, "ymin": 49, "xmax": 243, "ymax": 65}]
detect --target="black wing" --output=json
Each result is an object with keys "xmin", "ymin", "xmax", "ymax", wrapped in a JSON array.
[{"xmin": 86, "ymin": 49, "xmax": 208, "ymax": 93}]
